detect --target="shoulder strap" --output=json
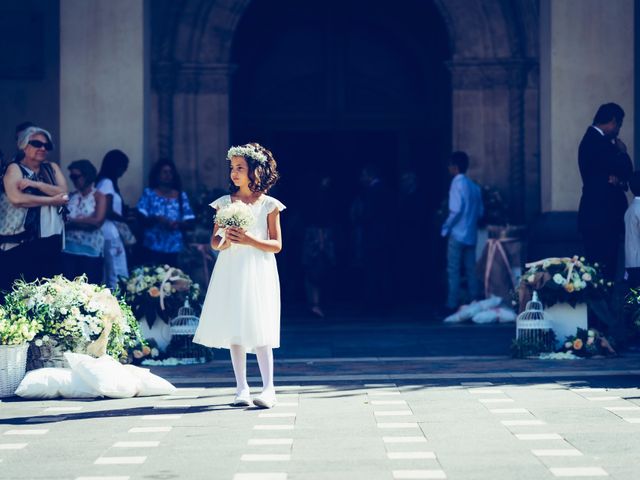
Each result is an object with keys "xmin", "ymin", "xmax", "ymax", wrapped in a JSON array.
[{"xmin": 40, "ymin": 163, "xmax": 57, "ymax": 185}]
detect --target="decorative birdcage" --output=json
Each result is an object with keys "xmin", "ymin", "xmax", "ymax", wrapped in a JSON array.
[
  {"xmin": 513, "ymin": 292, "xmax": 555, "ymax": 357},
  {"xmin": 166, "ymin": 301, "xmax": 213, "ymax": 364},
  {"xmin": 169, "ymin": 302, "xmax": 199, "ymax": 336}
]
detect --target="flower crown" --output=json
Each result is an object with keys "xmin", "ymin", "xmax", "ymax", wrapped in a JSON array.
[{"xmin": 227, "ymin": 145, "xmax": 268, "ymax": 165}]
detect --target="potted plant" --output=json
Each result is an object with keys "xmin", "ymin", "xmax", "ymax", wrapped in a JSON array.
[
  {"xmin": 3, "ymin": 275, "xmax": 145, "ymax": 368},
  {"xmin": 0, "ymin": 304, "xmax": 40, "ymax": 397},
  {"xmin": 119, "ymin": 265, "xmax": 200, "ymax": 351},
  {"xmin": 519, "ymin": 256, "xmax": 610, "ymax": 344}
]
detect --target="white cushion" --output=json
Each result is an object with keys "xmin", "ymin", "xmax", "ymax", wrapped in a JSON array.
[
  {"xmin": 65, "ymin": 353, "xmax": 140, "ymax": 399},
  {"xmin": 123, "ymin": 365, "xmax": 177, "ymax": 396},
  {"xmin": 15, "ymin": 368, "xmax": 99, "ymax": 399}
]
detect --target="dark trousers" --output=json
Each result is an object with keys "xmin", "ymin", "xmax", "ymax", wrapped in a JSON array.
[
  {"xmin": 61, "ymin": 252, "xmax": 104, "ymax": 285},
  {"xmin": 582, "ymin": 229, "xmax": 620, "ymax": 280},
  {"xmin": 582, "ymin": 230, "xmax": 623, "ymax": 337},
  {"xmin": 0, "ymin": 235, "xmax": 62, "ymax": 294}
]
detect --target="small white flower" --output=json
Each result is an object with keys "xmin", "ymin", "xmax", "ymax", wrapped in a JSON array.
[
  {"xmin": 527, "ymin": 275, "xmax": 536, "ymax": 283},
  {"xmin": 35, "ymin": 339, "xmax": 43, "ymax": 347},
  {"xmin": 553, "ymin": 273, "xmax": 566, "ymax": 285}
]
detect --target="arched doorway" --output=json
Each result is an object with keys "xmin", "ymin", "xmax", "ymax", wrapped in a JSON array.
[{"xmin": 230, "ymin": 0, "xmax": 452, "ymax": 308}]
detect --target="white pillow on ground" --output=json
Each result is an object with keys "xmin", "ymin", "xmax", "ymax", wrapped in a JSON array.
[
  {"xmin": 123, "ymin": 365, "xmax": 177, "ymax": 396},
  {"xmin": 15, "ymin": 368, "xmax": 100, "ymax": 399},
  {"xmin": 65, "ymin": 352, "xmax": 140, "ymax": 398}
]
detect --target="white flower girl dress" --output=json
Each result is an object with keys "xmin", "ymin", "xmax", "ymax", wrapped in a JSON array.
[{"xmin": 194, "ymin": 194, "xmax": 286, "ymax": 352}]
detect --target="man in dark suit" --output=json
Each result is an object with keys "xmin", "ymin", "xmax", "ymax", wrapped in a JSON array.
[{"xmin": 578, "ymin": 103, "xmax": 633, "ymax": 280}]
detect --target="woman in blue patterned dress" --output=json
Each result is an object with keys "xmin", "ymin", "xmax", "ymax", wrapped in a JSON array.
[{"xmin": 136, "ymin": 159, "xmax": 195, "ymax": 266}]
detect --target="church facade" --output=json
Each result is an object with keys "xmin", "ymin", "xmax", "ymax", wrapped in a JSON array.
[{"xmin": 0, "ymin": 0, "xmax": 636, "ymax": 223}]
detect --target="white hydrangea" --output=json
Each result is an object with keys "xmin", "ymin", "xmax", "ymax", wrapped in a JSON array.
[{"xmin": 214, "ymin": 201, "xmax": 257, "ymax": 230}]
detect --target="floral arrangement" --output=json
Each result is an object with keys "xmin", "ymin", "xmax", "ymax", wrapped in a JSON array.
[
  {"xmin": 120, "ymin": 265, "xmax": 200, "ymax": 327},
  {"xmin": 559, "ymin": 328, "xmax": 616, "ymax": 357},
  {"xmin": 131, "ymin": 338, "xmax": 161, "ymax": 364},
  {"xmin": 2, "ymin": 276, "xmax": 143, "ymax": 361},
  {"xmin": 214, "ymin": 201, "xmax": 256, "ymax": 230},
  {"xmin": 520, "ymin": 256, "xmax": 610, "ymax": 307},
  {"xmin": 0, "ymin": 304, "xmax": 40, "ymax": 345},
  {"xmin": 227, "ymin": 145, "xmax": 267, "ymax": 164}
]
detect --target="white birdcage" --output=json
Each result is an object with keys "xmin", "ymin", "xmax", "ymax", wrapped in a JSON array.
[
  {"xmin": 166, "ymin": 301, "xmax": 213, "ymax": 363},
  {"xmin": 169, "ymin": 301, "xmax": 199, "ymax": 336},
  {"xmin": 515, "ymin": 291, "xmax": 555, "ymax": 354}
]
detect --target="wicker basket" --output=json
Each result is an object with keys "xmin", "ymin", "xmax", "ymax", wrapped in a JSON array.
[
  {"xmin": 0, "ymin": 344, "xmax": 29, "ymax": 398},
  {"xmin": 27, "ymin": 343, "xmax": 67, "ymax": 370}
]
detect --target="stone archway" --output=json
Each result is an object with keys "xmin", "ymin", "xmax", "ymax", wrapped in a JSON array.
[{"xmin": 151, "ymin": 0, "xmax": 539, "ymax": 221}]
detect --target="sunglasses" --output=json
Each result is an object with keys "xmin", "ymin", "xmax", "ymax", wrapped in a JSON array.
[
  {"xmin": 28, "ymin": 140, "xmax": 53, "ymax": 151},
  {"xmin": 69, "ymin": 173, "xmax": 83, "ymax": 181}
]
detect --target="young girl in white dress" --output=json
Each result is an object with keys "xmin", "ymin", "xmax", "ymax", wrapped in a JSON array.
[{"xmin": 194, "ymin": 143, "xmax": 285, "ymax": 409}]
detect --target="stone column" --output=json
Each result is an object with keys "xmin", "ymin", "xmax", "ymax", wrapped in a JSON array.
[
  {"xmin": 448, "ymin": 59, "xmax": 533, "ymax": 222},
  {"xmin": 540, "ymin": 0, "xmax": 635, "ymax": 212},
  {"xmin": 170, "ymin": 63, "xmax": 235, "ymax": 193},
  {"xmin": 59, "ymin": 0, "xmax": 150, "ymax": 205}
]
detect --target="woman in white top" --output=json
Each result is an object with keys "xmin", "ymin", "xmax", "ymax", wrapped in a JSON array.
[
  {"xmin": 96, "ymin": 149, "xmax": 129, "ymax": 289},
  {"xmin": 63, "ymin": 159, "xmax": 107, "ymax": 284}
]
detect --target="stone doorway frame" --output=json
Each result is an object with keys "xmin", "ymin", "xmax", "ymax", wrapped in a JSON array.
[{"xmin": 151, "ymin": 0, "xmax": 540, "ymax": 222}]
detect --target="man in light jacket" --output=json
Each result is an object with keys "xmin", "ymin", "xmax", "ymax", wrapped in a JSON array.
[{"xmin": 441, "ymin": 151, "xmax": 484, "ymax": 312}]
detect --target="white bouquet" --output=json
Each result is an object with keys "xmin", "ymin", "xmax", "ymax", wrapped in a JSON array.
[{"xmin": 212, "ymin": 201, "xmax": 256, "ymax": 244}]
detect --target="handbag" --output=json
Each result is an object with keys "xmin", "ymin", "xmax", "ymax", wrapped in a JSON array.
[
  {"xmin": 113, "ymin": 220, "xmax": 137, "ymax": 246},
  {"xmin": 0, "ymin": 192, "xmax": 27, "ymax": 237}
]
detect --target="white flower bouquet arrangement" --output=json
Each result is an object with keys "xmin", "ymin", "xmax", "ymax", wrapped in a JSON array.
[
  {"xmin": 120, "ymin": 265, "xmax": 201, "ymax": 327},
  {"xmin": 0, "ymin": 305, "xmax": 40, "ymax": 345},
  {"xmin": 3, "ymin": 275, "xmax": 144, "ymax": 361},
  {"xmin": 520, "ymin": 256, "xmax": 610, "ymax": 308},
  {"xmin": 212, "ymin": 201, "xmax": 256, "ymax": 244}
]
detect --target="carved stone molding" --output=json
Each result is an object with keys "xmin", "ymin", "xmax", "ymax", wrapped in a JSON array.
[
  {"xmin": 447, "ymin": 58, "xmax": 537, "ymax": 90},
  {"xmin": 152, "ymin": 62, "xmax": 237, "ymax": 94}
]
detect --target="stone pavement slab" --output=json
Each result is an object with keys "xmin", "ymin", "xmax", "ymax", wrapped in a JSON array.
[{"xmin": 2, "ymin": 375, "xmax": 640, "ymax": 479}]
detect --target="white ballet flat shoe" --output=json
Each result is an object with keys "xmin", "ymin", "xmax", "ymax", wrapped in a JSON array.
[
  {"xmin": 253, "ymin": 392, "xmax": 277, "ymax": 409},
  {"xmin": 232, "ymin": 391, "xmax": 252, "ymax": 407}
]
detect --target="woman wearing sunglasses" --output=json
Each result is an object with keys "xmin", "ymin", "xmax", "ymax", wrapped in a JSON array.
[
  {"xmin": 0, "ymin": 126, "xmax": 69, "ymax": 292},
  {"xmin": 62, "ymin": 159, "xmax": 107, "ymax": 284}
]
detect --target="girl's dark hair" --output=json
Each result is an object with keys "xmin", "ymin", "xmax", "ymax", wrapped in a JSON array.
[
  {"xmin": 228, "ymin": 143, "xmax": 280, "ymax": 194},
  {"xmin": 149, "ymin": 158, "xmax": 182, "ymax": 192},
  {"xmin": 96, "ymin": 149, "xmax": 129, "ymax": 193}
]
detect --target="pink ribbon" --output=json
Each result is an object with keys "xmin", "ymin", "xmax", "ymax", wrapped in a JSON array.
[{"xmin": 484, "ymin": 237, "xmax": 518, "ymax": 298}]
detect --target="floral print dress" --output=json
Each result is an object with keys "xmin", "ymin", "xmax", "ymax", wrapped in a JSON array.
[
  {"xmin": 136, "ymin": 188, "xmax": 195, "ymax": 254},
  {"xmin": 64, "ymin": 187, "xmax": 104, "ymax": 258}
]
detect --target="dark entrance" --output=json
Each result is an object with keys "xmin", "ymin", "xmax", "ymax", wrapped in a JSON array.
[{"xmin": 231, "ymin": 0, "xmax": 452, "ymax": 310}]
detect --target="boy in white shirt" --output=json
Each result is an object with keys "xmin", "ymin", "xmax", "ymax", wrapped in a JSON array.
[{"xmin": 624, "ymin": 172, "xmax": 640, "ymax": 286}]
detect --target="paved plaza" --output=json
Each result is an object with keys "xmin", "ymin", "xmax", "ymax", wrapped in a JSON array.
[{"xmin": 2, "ymin": 319, "xmax": 640, "ymax": 479}]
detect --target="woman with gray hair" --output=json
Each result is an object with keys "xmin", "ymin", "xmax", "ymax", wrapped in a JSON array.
[
  {"xmin": 62, "ymin": 159, "xmax": 107, "ymax": 284},
  {"xmin": 0, "ymin": 126, "xmax": 68, "ymax": 292}
]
